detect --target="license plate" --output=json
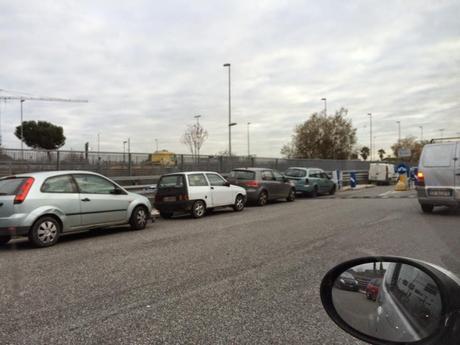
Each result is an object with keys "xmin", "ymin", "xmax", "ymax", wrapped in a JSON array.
[
  {"xmin": 428, "ymin": 189, "xmax": 452, "ymax": 197},
  {"xmin": 163, "ymin": 196, "xmax": 176, "ymax": 202}
]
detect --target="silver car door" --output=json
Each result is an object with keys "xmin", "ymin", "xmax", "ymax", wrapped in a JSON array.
[
  {"xmin": 40, "ymin": 174, "xmax": 81, "ymax": 231},
  {"xmin": 73, "ymin": 174, "xmax": 130, "ymax": 226}
]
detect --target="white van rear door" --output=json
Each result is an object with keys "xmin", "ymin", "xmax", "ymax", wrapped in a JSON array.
[{"xmin": 420, "ymin": 143, "xmax": 455, "ymax": 188}]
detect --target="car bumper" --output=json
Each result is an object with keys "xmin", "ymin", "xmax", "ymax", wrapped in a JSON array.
[
  {"xmin": 417, "ymin": 187, "xmax": 460, "ymax": 207},
  {"xmin": 154, "ymin": 200, "xmax": 195, "ymax": 213},
  {"xmin": 294, "ymin": 184, "xmax": 313, "ymax": 193},
  {"xmin": 0, "ymin": 226, "xmax": 29, "ymax": 236},
  {"xmin": 245, "ymin": 189, "xmax": 261, "ymax": 202}
]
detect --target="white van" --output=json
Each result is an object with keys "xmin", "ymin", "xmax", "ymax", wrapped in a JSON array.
[
  {"xmin": 368, "ymin": 163, "xmax": 397, "ymax": 185},
  {"xmin": 417, "ymin": 141, "xmax": 460, "ymax": 213}
]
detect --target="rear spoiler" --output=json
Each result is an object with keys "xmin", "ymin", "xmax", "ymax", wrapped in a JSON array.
[{"xmin": 430, "ymin": 136, "xmax": 460, "ymax": 143}]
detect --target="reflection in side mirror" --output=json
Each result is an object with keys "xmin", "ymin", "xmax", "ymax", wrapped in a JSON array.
[
  {"xmin": 224, "ymin": 181, "xmax": 231, "ymax": 187},
  {"xmin": 321, "ymin": 258, "xmax": 445, "ymax": 344},
  {"xmin": 111, "ymin": 187, "xmax": 123, "ymax": 195}
]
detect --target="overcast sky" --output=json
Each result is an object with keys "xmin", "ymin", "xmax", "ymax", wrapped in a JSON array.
[{"xmin": 0, "ymin": 0, "xmax": 459, "ymax": 157}]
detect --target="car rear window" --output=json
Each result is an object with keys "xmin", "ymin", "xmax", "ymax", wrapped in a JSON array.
[
  {"xmin": 229, "ymin": 170, "xmax": 256, "ymax": 180},
  {"xmin": 0, "ymin": 177, "xmax": 27, "ymax": 195},
  {"xmin": 285, "ymin": 168, "xmax": 306, "ymax": 177},
  {"xmin": 158, "ymin": 175, "xmax": 184, "ymax": 188},
  {"xmin": 422, "ymin": 144, "xmax": 454, "ymax": 167}
]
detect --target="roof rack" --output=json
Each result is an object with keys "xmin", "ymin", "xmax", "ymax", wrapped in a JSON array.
[{"xmin": 430, "ymin": 136, "xmax": 460, "ymax": 143}]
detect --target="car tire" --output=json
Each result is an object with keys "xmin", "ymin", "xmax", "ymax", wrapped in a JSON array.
[
  {"xmin": 0, "ymin": 235, "xmax": 11, "ymax": 245},
  {"xmin": 329, "ymin": 185, "xmax": 336, "ymax": 195},
  {"xmin": 160, "ymin": 212, "xmax": 173, "ymax": 219},
  {"xmin": 257, "ymin": 191, "xmax": 268, "ymax": 206},
  {"xmin": 191, "ymin": 200, "xmax": 206, "ymax": 218},
  {"xmin": 310, "ymin": 186, "xmax": 318, "ymax": 198},
  {"xmin": 233, "ymin": 194, "xmax": 245, "ymax": 212},
  {"xmin": 130, "ymin": 206, "xmax": 149, "ymax": 230},
  {"xmin": 286, "ymin": 188, "xmax": 296, "ymax": 202},
  {"xmin": 29, "ymin": 216, "xmax": 61, "ymax": 248},
  {"xmin": 421, "ymin": 204, "xmax": 434, "ymax": 213}
]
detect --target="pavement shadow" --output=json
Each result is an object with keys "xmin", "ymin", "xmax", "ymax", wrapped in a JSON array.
[
  {"xmin": 0, "ymin": 226, "xmax": 135, "ymax": 251},
  {"xmin": 428, "ymin": 206, "xmax": 460, "ymax": 217}
]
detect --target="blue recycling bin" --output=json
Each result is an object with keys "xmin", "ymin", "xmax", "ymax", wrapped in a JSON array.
[{"xmin": 350, "ymin": 172, "xmax": 357, "ymax": 188}]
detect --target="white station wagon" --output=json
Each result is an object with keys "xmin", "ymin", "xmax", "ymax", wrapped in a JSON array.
[{"xmin": 154, "ymin": 171, "xmax": 247, "ymax": 218}]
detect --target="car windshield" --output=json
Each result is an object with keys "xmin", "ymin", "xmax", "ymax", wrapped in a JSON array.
[
  {"xmin": 0, "ymin": 177, "xmax": 26, "ymax": 195},
  {"xmin": 158, "ymin": 175, "xmax": 184, "ymax": 188},
  {"xmin": 285, "ymin": 168, "xmax": 307, "ymax": 177},
  {"xmin": 229, "ymin": 170, "xmax": 256, "ymax": 180}
]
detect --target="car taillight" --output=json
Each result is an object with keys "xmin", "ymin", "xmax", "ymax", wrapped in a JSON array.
[
  {"xmin": 178, "ymin": 194, "xmax": 189, "ymax": 201},
  {"xmin": 14, "ymin": 177, "xmax": 34, "ymax": 204},
  {"xmin": 304, "ymin": 178, "xmax": 309, "ymax": 185},
  {"xmin": 417, "ymin": 171, "xmax": 425, "ymax": 186},
  {"xmin": 244, "ymin": 180, "xmax": 260, "ymax": 188}
]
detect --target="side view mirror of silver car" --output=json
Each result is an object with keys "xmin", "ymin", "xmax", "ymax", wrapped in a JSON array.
[{"xmin": 320, "ymin": 256, "xmax": 460, "ymax": 345}]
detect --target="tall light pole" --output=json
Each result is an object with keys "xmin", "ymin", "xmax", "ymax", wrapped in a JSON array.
[
  {"xmin": 194, "ymin": 114, "xmax": 201, "ymax": 125},
  {"xmin": 368, "ymin": 113, "xmax": 372, "ymax": 161},
  {"xmin": 419, "ymin": 126, "xmax": 423, "ymax": 141},
  {"xmin": 396, "ymin": 121, "xmax": 401, "ymax": 143},
  {"xmin": 155, "ymin": 138, "xmax": 159, "ymax": 151},
  {"xmin": 439, "ymin": 128, "xmax": 445, "ymax": 139},
  {"xmin": 97, "ymin": 133, "xmax": 100, "ymax": 153},
  {"xmin": 20, "ymin": 99, "xmax": 25, "ymax": 159},
  {"xmin": 247, "ymin": 122, "xmax": 251, "ymax": 157},
  {"xmin": 123, "ymin": 140, "xmax": 127, "ymax": 162},
  {"xmin": 223, "ymin": 63, "xmax": 232, "ymax": 156},
  {"xmin": 321, "ymin": 98, "xmax": 327, "ymax": 116}
]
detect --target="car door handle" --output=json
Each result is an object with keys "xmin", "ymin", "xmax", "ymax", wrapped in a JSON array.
[
  {"xmin": 456, "ymin": 173, "xmax": 460, "ymax": 176},
  {"xmin": 210, "ymin": 187, "xmax": 214, "ymax": 190},
  {"xmin": 81, "ymin": 198, "xmax": 91, "ymax": 202}
]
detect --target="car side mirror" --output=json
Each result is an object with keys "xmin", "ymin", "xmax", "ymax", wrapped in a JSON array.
[
  {"xmin": 111, "ymin": 187, "xmax": 124, "ymax": 195},
  {"xmin": 320, "ymin": 256, "xmax": 460, "ymax": 345},
  {"xmin": 223, "ymin": 181, "xmax": 230, "ymax": 187}
]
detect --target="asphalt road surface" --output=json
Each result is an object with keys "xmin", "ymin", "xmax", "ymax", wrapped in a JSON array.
[{"xmin": 1, "ymin": 186, "xmax": 459, "ymax": 345}]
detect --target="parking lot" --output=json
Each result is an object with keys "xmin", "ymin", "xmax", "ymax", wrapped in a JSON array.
[{"xmin": 1, "ymin": 186, "xmax": 459, "ymax": 345}]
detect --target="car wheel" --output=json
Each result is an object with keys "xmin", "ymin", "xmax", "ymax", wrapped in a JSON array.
[
  {"xmin": 310, "ymin": 186, "xmax": 318, "ymax": 198},
  {"xmin": 286, "ymin": 188, "xmax": 296, "ymax": 202},
  {"xmin": 0, "ymin": 235, "xmax": 11, "ymax": 245},
  {"xmin": 233, "ymin": 194, "xmax": 245, "ymax": 212},
  {"xmin": 160, "ymin": 212, "xmax": 173, "ymax": 219},
  {"xmin": 421, "ymin": 204, "xmax": 434, "ymax": 213},
  {"xmin": 130, "ymin": 206, "xmax": 149, "ymax": 230},
  {"xmin": 191, "ymin": 200, "xmax": 206, "ymax": 218},
  {"xmin": 29, "ymin": 216, "xmax": 61, "ymax": 247},
  {"xmin": 329, "ymin": 185, "xmax": 336, "ymax": 195},
  {"xmin": 257, "ymin": 191, "xmax": 268, "ymax": 206}
]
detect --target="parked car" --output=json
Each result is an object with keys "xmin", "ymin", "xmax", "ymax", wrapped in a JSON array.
[
  {"xmin": 416, "ymin": 140, "xmax": 460, "ymax": 213},
  {"xmin": 0, "ymin": 171, "xmax": 153, "ymax": 247},
  {"xmin": 365, "ymin": 278, "xmax": 381, "ymax": 301},
  {"xmin": 154, "ymin": 171, "xmax": 246, "ymax": 219},
  {"xmin": 227, "ymin": 168, "xmax": 296, "ymax": 206},
  {"xmin": 368, "ymin": 163, "xmax": 397, "ymax": 185},
  {"xmin": 284, "ymin": 167, "xmax": 336, "ymax": 197},
  {"xmin": 334, "ymin": 271, "xmax": 360, "ymax": 291}
]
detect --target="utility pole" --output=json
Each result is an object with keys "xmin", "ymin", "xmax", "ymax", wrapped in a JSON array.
[
  {"xmin": 123, "ymin": 140, "xmax": 127, "ymax": 162},
  {"xmin": 97, "ymin": 133, "xmax": 100, "ymax": 153},
  {"xmin": 396, "ymin": 121, "xmax": 401, "ymax": 143},
  {"xmin": 439, "ymin": 128, "xmax": 445, "ymax": 139},
  {"xmin": 247, "ymin": 122, "xmax": 251, "ymax": 157},
  {"xmin": 223, "ymin": 63, "xmax": 236, "ymax": 156},
  {"xmin": 20, "ymin": 100, "xmax": 24, "ymax": 158},
  {"xmin": 321, "ymin": 98, "xmax": 327, "ymax": 116},
  {"xmin": 368, "ymin": 113, "xmax": 372, "ymax": 161},
  {"xmin": 128, "ymin": 137, "xmax": 131, "ymax": 154},
  {"xmin": 194, "ymin": 114, "xmax": 201, "ymax": 125}
]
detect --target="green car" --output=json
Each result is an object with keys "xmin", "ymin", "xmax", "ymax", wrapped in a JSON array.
[{"xmin": 284, "ymin": 167, "xmax": 336, "ymax": 197}]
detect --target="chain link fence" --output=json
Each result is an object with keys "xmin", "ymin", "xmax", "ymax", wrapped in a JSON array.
[{"xmin": 0, "ymin": 147, "xmax": 371, "ymax": 177}]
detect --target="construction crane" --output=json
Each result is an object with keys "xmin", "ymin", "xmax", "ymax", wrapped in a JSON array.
[{"xmin": 0, "ymin": 93, "xmax": 88, "ymax": 155}]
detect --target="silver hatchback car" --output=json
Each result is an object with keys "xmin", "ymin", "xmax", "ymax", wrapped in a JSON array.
[{"xmin": 0, "ymin": 171, "xmax": 152, "ymax": 247}]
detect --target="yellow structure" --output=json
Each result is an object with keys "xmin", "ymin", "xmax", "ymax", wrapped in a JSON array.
[
  {"xmin": 147, "ymin": 150, "xmax": 176, "ymax": 166},
  {"xmin": 394, "ymin": 175, "xmax": 409, "ymax": 191}
]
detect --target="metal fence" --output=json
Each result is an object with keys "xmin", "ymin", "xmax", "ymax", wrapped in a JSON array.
[{"xmin": 0, "ymin": 147, "xmax": 371, "ymax": 177}]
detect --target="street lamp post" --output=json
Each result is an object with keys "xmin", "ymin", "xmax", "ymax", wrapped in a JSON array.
[
  {"xmin": 223, "ymin": 63, "xmax": 232, "ymax": 156},
  {"xmin": 368, "ymin": 113, "xmax": 372, "ymax": 161},
  {"xmin": 439, "ymin": 128, "xmax": 445, "ymax": 139},
  {"xmin": 396, "ymin": 121, "xmax": 401, "ymax": 143},
  {"xmin": 321, "ymin": 98, "xmax": 327, "ymax": 116},
  {"xmin": 123, "ymin": 140, "xmax": 127, "ymax": 162},
  {"xmin": 419, "ymin": 126, "xmax": 423, "ymax": 141},
  {"xmin": 20, "ymin": 99, "xmax": 25, "ymax": 159},
  {"xmin": 247, "ymin": 122, "xmax": 251, "ymax": 157}
]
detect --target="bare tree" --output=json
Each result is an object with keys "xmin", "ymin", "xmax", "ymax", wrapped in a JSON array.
[{"xmin": 181, "ymin": 123, "xmax": 208, "ymax": 160}]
